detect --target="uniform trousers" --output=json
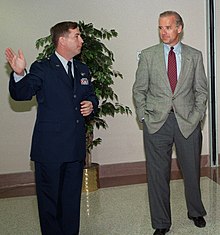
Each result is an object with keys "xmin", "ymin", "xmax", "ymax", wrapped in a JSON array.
[{"xmin": 35, "ymin": 160, "xmax": 84, "ymax": 235}]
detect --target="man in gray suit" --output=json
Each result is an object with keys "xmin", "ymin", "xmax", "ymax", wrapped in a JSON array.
[{"xmin": 133, "ymin": 11, "xmax": 208, "ymax": 235}]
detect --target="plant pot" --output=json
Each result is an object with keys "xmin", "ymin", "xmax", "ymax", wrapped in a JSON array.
[{"xmin": 82, "ymin": 163, "xmax": 99, "ymax": 192}]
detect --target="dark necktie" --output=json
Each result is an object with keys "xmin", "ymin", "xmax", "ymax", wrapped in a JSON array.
[
  {"xmin": 67, "ymin": 61, "xmax": 74, "ymax": 86},
  {"xmin": 167, "ymin": 47, "xmax": 177, "ymax": 93}
]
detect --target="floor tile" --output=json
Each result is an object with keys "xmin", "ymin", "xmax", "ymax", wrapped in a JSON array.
[{"xmin": 0, "ymin": 177, "xmax": 219, "ymax": 235}]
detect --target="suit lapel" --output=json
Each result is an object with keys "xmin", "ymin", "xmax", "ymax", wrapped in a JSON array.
[
  {"xmin": 174, "ymin": 44, "xmax": 191, "ymax": 94},
  {"xmin": 50, "ymin": 54, "xmax": 74, "ymax": 88},
  {"xmin": 156, "ymin": 44, "xmax": 172, "ymax": 91}
]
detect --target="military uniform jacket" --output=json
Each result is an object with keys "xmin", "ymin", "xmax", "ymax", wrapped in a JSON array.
[{"xmin": 9, "ymin": 53, "xmax": 99, "ymax": 162}]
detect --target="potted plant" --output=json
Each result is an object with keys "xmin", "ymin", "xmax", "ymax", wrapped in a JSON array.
[{"xmin": 35, "ymin": 21, "xmax": 132, "ymax": 191}]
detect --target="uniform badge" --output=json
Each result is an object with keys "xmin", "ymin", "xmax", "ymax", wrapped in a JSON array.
[{"xmin": 80, "ymin": 77, "xmax": 89, "ymax": 85}]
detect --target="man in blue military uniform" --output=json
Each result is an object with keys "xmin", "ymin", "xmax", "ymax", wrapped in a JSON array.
[{"xmin": 5, "ymin": 21, "xmax": 98, "ymax": 235}]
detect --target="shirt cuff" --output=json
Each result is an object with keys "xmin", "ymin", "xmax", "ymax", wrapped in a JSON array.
[{"xmin": 13, "ymin": 70, "xmax": 27, "ymax": 83}]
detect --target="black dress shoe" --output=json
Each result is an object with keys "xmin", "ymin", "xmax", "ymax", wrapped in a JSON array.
[
  {"xmin": 188, "ymin": 215, "xmax": 206, "ymax": 228},
  {"xmin": 153, "ymin": 228, "xmax": 170, "ymax": 235}
]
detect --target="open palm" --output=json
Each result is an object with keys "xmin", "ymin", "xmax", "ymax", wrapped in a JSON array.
[{"xmin": 5, "ymin": 48, "xmax": 26, "ymax": 75}]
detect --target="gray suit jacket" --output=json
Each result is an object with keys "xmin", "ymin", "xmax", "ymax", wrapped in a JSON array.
[{"xmin": 133, "ymin": 43, "xmax": 208, "ymax": 138}]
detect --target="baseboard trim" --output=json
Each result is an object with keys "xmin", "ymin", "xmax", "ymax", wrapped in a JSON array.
[
  {"xmin": 99, "ymin": 154, "xmax": 210, "ymax": 177},
  {"xmin": 98, "ymin": 154, "xmax": 210, "ymax": 187},
  {"xmin": 0, "ymin": 154, "xmax": 211, "ymax": 198},
  {"xmin": 0, "ymin": 171, "xmax": 36, "ymax": 198}
]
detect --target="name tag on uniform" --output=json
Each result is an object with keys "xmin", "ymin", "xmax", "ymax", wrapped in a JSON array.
[{"xmin": 80, "ymin": 78, "xmax": 89, "ymax": 85}]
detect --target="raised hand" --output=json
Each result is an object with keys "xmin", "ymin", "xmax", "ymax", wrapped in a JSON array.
[{"xmin": 5, "ymin": 48, "xmax": 26, "ymax": 76}]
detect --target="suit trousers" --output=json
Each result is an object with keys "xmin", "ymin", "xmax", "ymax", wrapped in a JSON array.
[
  {"xmin": 35, "ymin": 160, "xmax": 84, "ymax": 235},
  {"xmin": 143, "ymin": 112, "xmax": 206, "ymax": 229}
]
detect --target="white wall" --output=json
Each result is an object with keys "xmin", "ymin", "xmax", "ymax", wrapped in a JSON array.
[{"xmin": 0, "ymin": 0, "xmax": 209, "ymax": 173}]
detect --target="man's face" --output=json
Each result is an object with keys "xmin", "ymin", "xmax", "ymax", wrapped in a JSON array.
[
  {"xmin": 158, "ymin": 15, "xmax": 182, "ymax": 46},
  {"xmin": 62, "ymin": 27, "xmax": 84, "ymax": 57}
]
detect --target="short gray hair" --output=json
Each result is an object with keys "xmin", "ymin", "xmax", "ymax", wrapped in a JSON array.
[{"xmin": 159, "ymin": 11, "xmax": 184, "ymax": 29}]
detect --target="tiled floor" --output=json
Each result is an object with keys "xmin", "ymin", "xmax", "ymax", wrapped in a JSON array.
[{"xmin": 0, "ymin": 176, "xmax": 220, "ymax": 234}]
